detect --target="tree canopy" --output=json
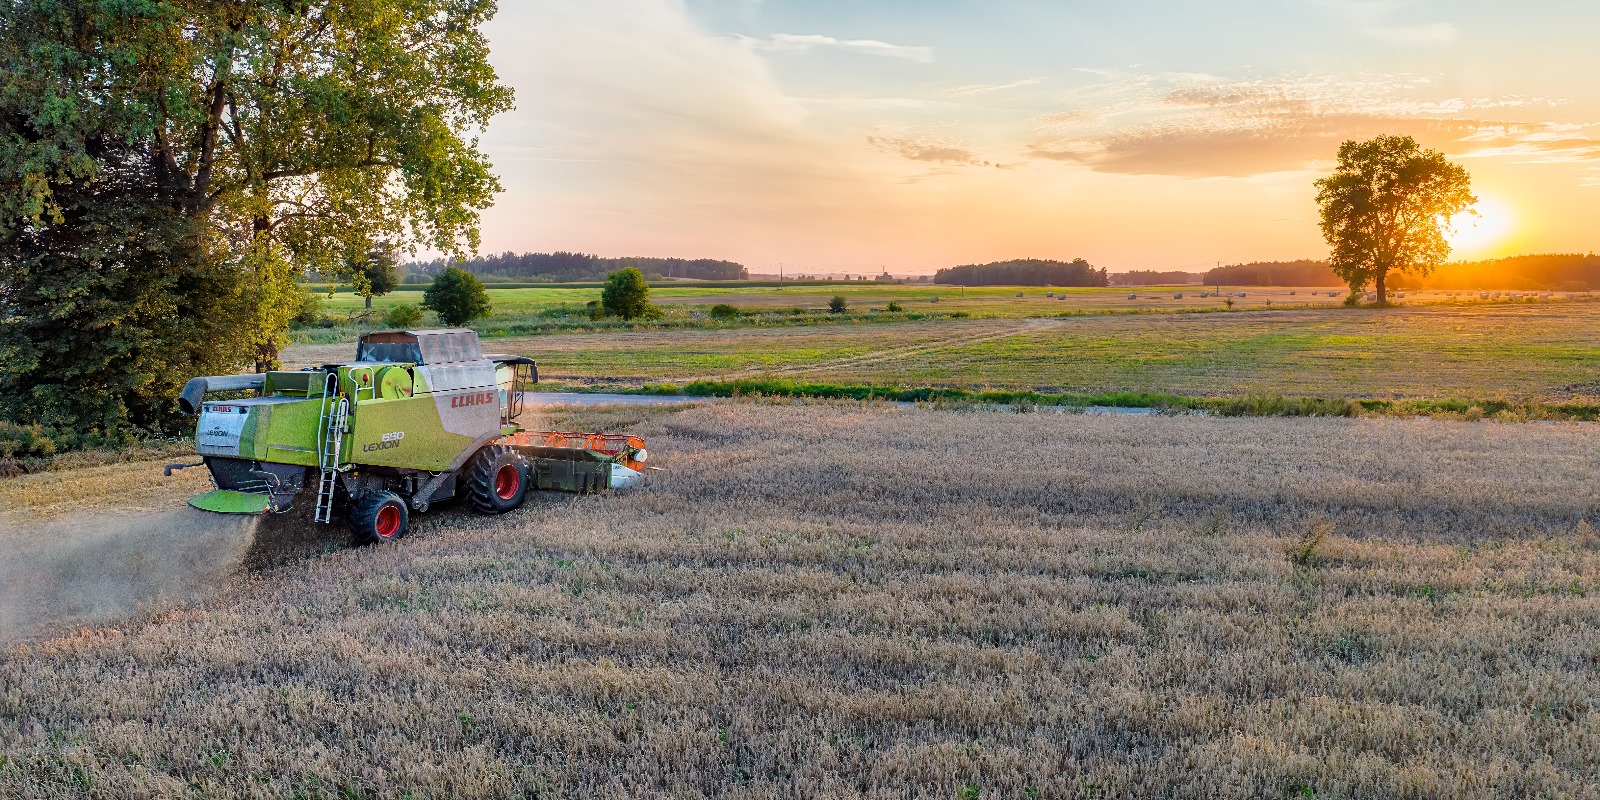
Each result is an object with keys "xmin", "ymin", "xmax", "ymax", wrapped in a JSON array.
[
  {"xmin": 1315, "ymin": 135, "xmax": 1475, "ymax": 304},
  {"xmin": 422, "ymin": 267, "xmax": 490, "ymax": 327},
  {"xmin": 934, "ymin": 259, "xmax": 1107, "ymax": 287},
  {"xmin": 0, "ymin": 0, "xmax": 510, "ymax": 435},
  {"xmin": 600, "ymin": 268, "xmax": 653, "ymax": 320},
  {"xmin": 351, "ymin": 248, "xmax": 400, "ymax": 309}
]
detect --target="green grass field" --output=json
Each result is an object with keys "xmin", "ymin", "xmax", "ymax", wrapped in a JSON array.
[
  {"xmin": 300, "ymin": 282, "xmax": 1361, "ymax": 341},
  {"xmin": 283, "ymin": 301, "xmax": 1600, "ymax": 408}
]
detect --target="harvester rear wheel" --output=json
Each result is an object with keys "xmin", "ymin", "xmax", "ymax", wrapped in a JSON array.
[
  {"xmin": 466, "ymin": 445, "xmax": 530, "ymax": 514},
  {"xmin": 350, "ymin": 491, "xmax": 409, "ymax": 544}
]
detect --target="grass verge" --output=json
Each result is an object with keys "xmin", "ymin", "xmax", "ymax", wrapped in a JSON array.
[{"xmin": 543, "ymin": 379, "xmax": 1600, "ymax": 421}]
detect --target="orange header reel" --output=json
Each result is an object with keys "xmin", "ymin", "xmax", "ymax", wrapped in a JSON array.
[{"xmin": 496, "ymin": 430, "xmax": 650, "ymax": 471}]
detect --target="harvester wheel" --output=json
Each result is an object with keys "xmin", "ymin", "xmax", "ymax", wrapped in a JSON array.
[
  {"xmin": 466, "ymin": 445, "xmax": 530, "ymax": 514},
  {"xmin": 350, "ymin": 491, "xmax": 409, "ymax": 544}
]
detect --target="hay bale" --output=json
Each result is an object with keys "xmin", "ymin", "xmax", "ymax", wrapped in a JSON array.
[{"xmin": 1173, "ymin": 293, "xmax": 1183, "ymax": 300}]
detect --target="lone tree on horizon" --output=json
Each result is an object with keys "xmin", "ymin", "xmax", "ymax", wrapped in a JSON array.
[{"xmin": 1315, "ymin": 135, "xmax": 1475, "ymax": 305}]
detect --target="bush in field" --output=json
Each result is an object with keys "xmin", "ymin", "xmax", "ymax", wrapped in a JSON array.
[
  {"xmin": 586, "ymin": 300, "xmax": 605, "ymax": 320},
  {"xmin": 602, "ymin": 268, "xmax": 654, "ymax": 320},
  {"xmin": 885, "ymin": 301, "xmax": 903, "ymax": 312},
  {"xmin": 710, "ymin": 304, "xmax": 739, "ymax": 321},
  {"xmin": 290, "ymin": 286, "xmax": 326, "ymax": 326},
  {"xmin": 381, "ymin": 303, "xmax": 425, "ymax": 328},
  {"xmin": 422, "ymin": 267, "xmax": 491, "ymax": 326},
  {"xmin": 829, "ymin": 295, "xmax": 847, "ymax": 314}
]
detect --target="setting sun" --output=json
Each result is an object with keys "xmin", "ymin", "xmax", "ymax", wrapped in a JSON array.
[{"xmin": 1446, "ymin": 194, "xmax": 1517, "ymax": 257}]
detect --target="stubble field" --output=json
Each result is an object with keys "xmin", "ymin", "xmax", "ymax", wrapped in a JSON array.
[{"xmin": 3, "ymin": 402, "xmax": 1599, "ymax": 798}]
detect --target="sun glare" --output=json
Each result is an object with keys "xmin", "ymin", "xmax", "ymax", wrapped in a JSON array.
[{"xmin": 1446, "ymin": 195, "xmax": 1516, "ymax": 257}]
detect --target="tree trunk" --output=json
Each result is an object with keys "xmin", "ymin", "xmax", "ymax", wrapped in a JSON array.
[
  {"xmin": 1375, "ymin": 271, "xmax": 1387, "ymax": 305},
  {"xmin": 365, "ymin": 295, "xmax": 372, "ymax": 310}
]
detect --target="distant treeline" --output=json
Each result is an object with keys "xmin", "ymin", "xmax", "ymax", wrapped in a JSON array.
[
  {"xmin": 1205, "ymin": 254, "xmax": 1600, "ymax": 290},
  {"xmin": 1204, "ymin": 260, "xmax": 1336, "ymax": 287},
  {"xmin": 1110, "ymin": 270, "xmax": 1204, "ymax": 286},
  {"xmin": 935, "ymin": 259, "xmax": 1108, "ymax": 287},
  {"xmin": 408, "ymin": 251, "xmax": 748, "ymax": 282}
]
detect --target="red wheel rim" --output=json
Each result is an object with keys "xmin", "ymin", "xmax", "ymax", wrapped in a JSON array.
[
  {"xmin": 374, "ymin": 505, "xmax": 401, "ymax": 539},
  {"xmin": 495, "ymin": 464, "xmax": 521, "ymax": 500}
]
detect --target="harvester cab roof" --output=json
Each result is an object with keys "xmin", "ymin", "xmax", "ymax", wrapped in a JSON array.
[{"xmin": 170, "ymin": 328, "xmax": 647, "ymax": 545}]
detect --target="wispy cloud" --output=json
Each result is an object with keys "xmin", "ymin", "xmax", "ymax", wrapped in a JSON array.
[
  {"xmin": 947, "ymin": 77, "xmax": 1046, "ymax": 97},
  {"xmin": 747, "ymin": 33, "xmax": 933, "ymax": 62},
  {"xmin": 1028, "ymin": 71, "xmax": 1584, "ymax": 178},
  {"xmin": 867, "ymin": 132, "xmax": 988, "ymax": 165}
]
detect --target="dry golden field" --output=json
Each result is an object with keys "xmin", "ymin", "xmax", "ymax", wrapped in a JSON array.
[{"xmin": 3, "ymin": 402, "xmax": 1600, "ymax": 798}]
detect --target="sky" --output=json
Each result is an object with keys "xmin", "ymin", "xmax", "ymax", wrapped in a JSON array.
[{"xmin": 473, "ymin": 0, "xmax": 1600, "ymax": 275}]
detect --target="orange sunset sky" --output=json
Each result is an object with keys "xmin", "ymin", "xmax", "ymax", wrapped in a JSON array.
[{"xmin": 470, "ymin": 1, "xmax": 1600, "ymax": 274}]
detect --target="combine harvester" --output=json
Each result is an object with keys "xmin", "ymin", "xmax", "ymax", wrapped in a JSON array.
[{"xmin": 167, "ymin": 329, "xmax": 649, "ymax": 543}]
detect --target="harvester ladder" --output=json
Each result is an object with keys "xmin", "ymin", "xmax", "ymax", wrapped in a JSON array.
[{"xmin": 314, "ymin": 376, "xmax": 349, "ymax": 524}]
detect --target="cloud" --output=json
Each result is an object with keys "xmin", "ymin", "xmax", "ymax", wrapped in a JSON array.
[
  {"xmin": 947, "ymin": 77, "xmax": 1046, "ymax": 97},
  {"xmin": 476, "ymin": 0, "xmax": 897, "ymax": 259},
  {"xmin": 749, "ymin": 33, "xmax": 933, "ymax": 62},
  {"xmin": 867, "ymin": 133, "xmax": 988, "ymax": 165},
  {"xmin": 1027, "ymin": 71, "xmax": 1589, "ymax": 178}
]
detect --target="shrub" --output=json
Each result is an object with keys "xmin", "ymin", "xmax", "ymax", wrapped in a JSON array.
[
  {"xmin": 1343, "ymin": 292, "xmax": 1362, "ymax": 307},
  {"xmin": 710, "ymin": 303, "xmax": 739, "ymax": 321},
  {"xmin": 381, "ymin": 303, "xmax": 425, "ymax": 328},
  {"xmin": 290, "ymin": 286, "xmax": 325, "ymax": 326},
  {"xmin": 602, "ymin": 268, "xmax": 654, "ymax": 320},
  {"xmin": 586, "ymin": 300, "xmax": 605, "ymax": 320},
  {"xmin": 885, "ymin": 301, "xmax": 903, "ymax": 312},
  {"xmin": 422, "ymin": 267, "xmax": 491, "ymax": 326},
  {"xmin": 0, "ymin": 421, "xmax": 58, "ymax": 459},
  {"xmin": 828, "ymin": 296, "xmax": 846, "ymax": 314}
]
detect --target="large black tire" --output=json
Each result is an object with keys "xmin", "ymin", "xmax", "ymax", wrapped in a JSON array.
[
  {"xmin": 350, "ymin": 491, "xmax": 409, "ymax": 545},
  {"xmin": 466, "ymin": 445, "xmax": 530, "ymax": 514}
]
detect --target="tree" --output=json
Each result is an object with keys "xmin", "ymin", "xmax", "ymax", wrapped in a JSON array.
[
  {"xmin": 601, "ymin": 268, "xmax": 652, "ymax": 320},
  {"xmin": 1, "ymin": 0, "xmax": 513, "ymax": 378},
  {"xmin": 0, "ymin": 142, "xmax": 252, "ymax": 435},
  {"xmin": 422, "ymin": 267, "xmax": 490, "ymax": 327},
  {"xmin": 352, "ymin": 249, "xmax": 400, "ymax": 310},
  {"xmin": 829, "ymin": 295, "xmax": 847, "ymax": 313},
  {"xmin": 1315, "ymin": 135, "xmax": 1475, "ymax": 305}
]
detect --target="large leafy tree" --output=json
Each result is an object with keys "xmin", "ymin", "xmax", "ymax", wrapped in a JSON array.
[
  {"xmin": 1, "ymin": 0, "xmax": 512, "ymax": 435},
  {"xmin": 1315, "ymin": 135, "xmax": 1475, "ymax": 305},
  {"xmin": 0, "ymin": 137, "xmax": 252, "ymax": 435}
]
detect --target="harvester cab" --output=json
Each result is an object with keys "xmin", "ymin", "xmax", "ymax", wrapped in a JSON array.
[{"xmin": 171, "ymin": 329, "xmax": 650, "ymax": 543}]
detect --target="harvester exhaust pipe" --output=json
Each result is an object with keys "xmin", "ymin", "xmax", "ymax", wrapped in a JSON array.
[{"xmin": 178, "ymin": 374, "xmax": 266, "ymax": 415}]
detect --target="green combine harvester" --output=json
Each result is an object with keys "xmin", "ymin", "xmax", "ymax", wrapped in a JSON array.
[{"xmin": 168, "ymin": 329, "xmax": 649, "ymax": 543}]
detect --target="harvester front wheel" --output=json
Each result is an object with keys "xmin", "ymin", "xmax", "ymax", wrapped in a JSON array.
[
  {"xmin": 466, "ymin": 445, "xmax": 530, "ymax": 514},
  {"xmin": 350, "ymin": 491, "xmax": 409, "ymax": 544}
]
